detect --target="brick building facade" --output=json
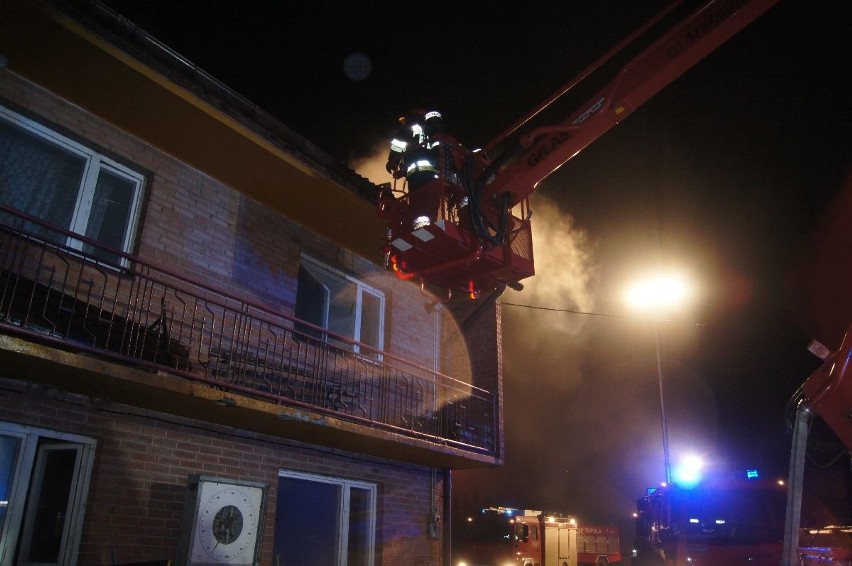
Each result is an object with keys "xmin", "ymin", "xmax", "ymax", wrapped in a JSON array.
[{"xmin": 0, "ymin": 2, "xmax": 503, "ymax": 564}]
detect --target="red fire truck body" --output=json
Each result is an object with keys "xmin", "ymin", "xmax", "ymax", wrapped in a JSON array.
[
  {"xmin": 576, "ymin": 525, "xmax": 622, "ymax": 566},
  {"xmin": 797, "ymin": 526, "xmax": 852, "ymax": 566},
  {"xmin": 632, "ymin": 474, "xmax": 787, "ymax": 565},
  {"xmin": 454, "ymin": 507, "xmax": 621, "ymax": 566}
]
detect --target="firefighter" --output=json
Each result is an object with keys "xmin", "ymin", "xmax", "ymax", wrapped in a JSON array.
[
  {"xmin": 385, "ymin": 109, "xmax": 445, "ymax": 230},
  {"xmin": 385, "ymin": 109, "xmax": 443, "ymax": 181}
]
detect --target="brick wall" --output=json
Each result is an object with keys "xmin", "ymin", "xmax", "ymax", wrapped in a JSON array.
[
  {"xmin": 0, "ymin": 72, "xmax": 449, "ymax": 364},
  {"xmin": 0, "ymin": 381, "xmax": 444, "ymax": 565},
  {"xmin": 0, "ymin": 71, "xmax": 500, "ymax": 564}
]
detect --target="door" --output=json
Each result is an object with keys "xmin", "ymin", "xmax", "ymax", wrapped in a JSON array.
[
  {"xmin": 16, "ymin": 443, "xmax": 85, "ymax": 566},
  {"xmin": 0, "ymin": 423, "xmax": 95, "ymax": 566}
]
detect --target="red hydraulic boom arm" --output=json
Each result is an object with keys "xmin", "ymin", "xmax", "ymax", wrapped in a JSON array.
[
  {"xmin": 378, "ymin": 0, "xmax": 778, "ymax": 299},
  {"xmin": 483, "ymin": 0, "xmax": 779, "ymax": 206}
]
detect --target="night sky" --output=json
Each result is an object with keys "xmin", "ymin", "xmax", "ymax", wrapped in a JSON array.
[{"xmin": 102, "ymin": 0, "xmax": 852, "ymax": 533}]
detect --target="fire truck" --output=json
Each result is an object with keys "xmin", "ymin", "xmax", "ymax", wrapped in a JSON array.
[
  {"xmin": 631, "ymin": 325, "xmax": 852, "ymax": 565},
  {"xmin": 453, "ymin": 507, "xmax": 622, "ymax": 566},
  {"xmin": 376, "ymin": 0, "xmax": 779, "ymax": 299},
  {"xmin": 631, "ymin": 472, "xmax": 788, "ymax": 565}
]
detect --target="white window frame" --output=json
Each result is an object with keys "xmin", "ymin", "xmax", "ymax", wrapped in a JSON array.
[
  {"xmin": 0, "ymin": 422, "xmax": 96, "ymax": 566},
  {"xmin": 0, "ymin": 104, "xmax": 145, "ymax": 264},
  {"xmin": 298, "ymin": 255, "xmax": 385, "ymax": 356},
  {"xmin": 276, "ymin": 469, "xmax": 377, "ymax": 566}
]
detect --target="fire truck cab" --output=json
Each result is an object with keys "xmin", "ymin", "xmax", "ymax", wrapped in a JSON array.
[
  {"xmin": 632, "ymin": 472, "xmax": 787, "ymax": 565},
  {"xmin": 514, "ymin": 512, "xmax": 579, "ymax": 566}
]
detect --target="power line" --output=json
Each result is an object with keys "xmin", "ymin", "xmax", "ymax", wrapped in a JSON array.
[
  {"xmin": 501, "ymin": 301, "xmax": 638, "ymax": 320},
  {"xmin": 501, "ymin": 301, "xmax": 707, "ymax": 326}
]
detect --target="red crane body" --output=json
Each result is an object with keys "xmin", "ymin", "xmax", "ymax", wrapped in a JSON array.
[
  {"xmin": 783, "ymin": 326, "xmax": 852, "ymax": 565},
  {"xmin": 377, "ymin": 0, "xmax": 778, "ymax": 299},
  {"xmin": 801, "ymin": 326, "xmax": 852, "ymax": 449}
]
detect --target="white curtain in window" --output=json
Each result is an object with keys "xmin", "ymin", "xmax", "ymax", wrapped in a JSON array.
[{"xmin": 0, "ymin": 121, "xmax": 85, "ymax": 240}]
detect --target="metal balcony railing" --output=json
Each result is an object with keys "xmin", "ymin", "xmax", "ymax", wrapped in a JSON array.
[{"xmin": 0, "ymin": 205, "xmax": 496, "ymax": 454}]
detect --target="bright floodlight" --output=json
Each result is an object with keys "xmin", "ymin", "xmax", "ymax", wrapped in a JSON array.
[{"xmin": 625, "ymin": 271, "xmax": 694, "ymax": 313}]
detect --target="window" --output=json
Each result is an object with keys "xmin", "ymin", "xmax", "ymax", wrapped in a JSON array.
[
  {"xmin": 0, "ymin": 104, "xmax": 145, "ymax": 266},
  {"xmin": 273, "ymin": 470, "xmax": 376, "ymax": 566},
  {"xmin": 295, "ymin": 256, "xmax": 385, "ymax": 356},
  {"xmin": 0, "ymin": 422, "xmax": 96, "ymax": 566}
]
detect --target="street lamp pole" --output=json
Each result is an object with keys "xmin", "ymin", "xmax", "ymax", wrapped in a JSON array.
[
  {"xmin": 654, "ymin": 321, "xmax": 672, "ymax": 485},
  {"xmin": 625, "ymin": 270, "xmax": 693, "ymax": 485}
]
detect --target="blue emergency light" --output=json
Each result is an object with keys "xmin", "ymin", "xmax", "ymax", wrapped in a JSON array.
[{"xmin": 672, "ymin": 456, "xmax": 705, "ymax": 489}]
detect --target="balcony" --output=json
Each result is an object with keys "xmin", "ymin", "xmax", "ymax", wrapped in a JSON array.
[{"xmin": 0, "ymin": 205, "xmax": 499, "ymax": 467}]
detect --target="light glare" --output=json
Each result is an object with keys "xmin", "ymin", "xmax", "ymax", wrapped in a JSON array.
[{"xmin": 625, "ymin": 271, "xmax": 694, "ymax": 313}]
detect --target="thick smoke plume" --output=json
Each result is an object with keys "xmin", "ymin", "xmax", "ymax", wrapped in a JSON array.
[
  {"xmin": 506, "ymin": 194, "xmax": 597, "ymax": 334},
  {"xmin": 350, "ymin": 145, "xmax": 392, "ymax": 187}
]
